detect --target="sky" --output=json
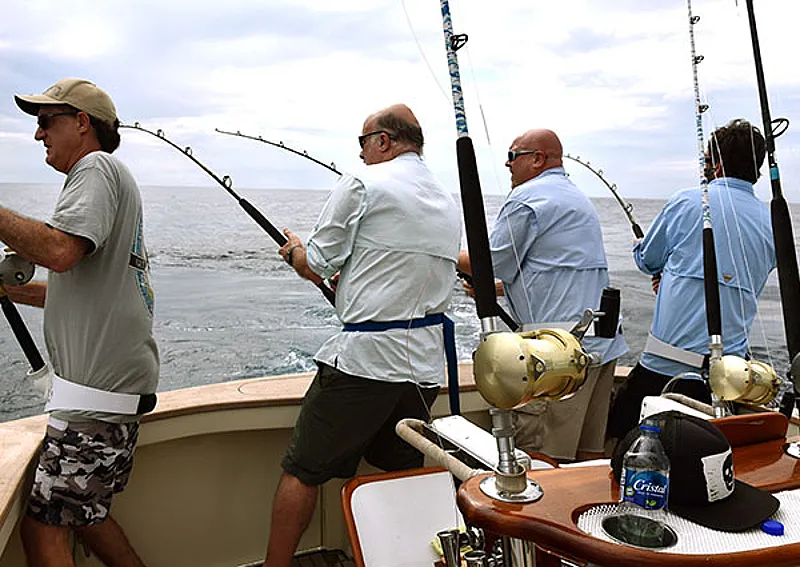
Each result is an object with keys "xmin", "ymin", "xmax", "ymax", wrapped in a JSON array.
[{"xmin": 2, "ymin": 0, "xmax": 800, "ymax": 203}]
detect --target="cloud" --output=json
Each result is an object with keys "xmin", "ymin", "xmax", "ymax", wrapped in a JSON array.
[{"xmin": 1, "ymin": 0, "xmax": 799, "ymax": 203}]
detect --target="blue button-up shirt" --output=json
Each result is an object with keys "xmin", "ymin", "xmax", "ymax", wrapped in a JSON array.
[
  {"xmin": 489, "ymin": 167, "xmax": 628, "ymax": 363},
  {"xmin": 634, "ymin": 177, "xmax": 775, "ymax": 377}
]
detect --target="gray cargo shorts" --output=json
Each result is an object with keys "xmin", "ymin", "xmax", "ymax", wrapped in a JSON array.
[{"xmin": 26, "ymin": 417, "xmax": 139, "ymax": 527}]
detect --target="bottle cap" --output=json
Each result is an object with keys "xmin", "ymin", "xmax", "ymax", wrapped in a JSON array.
[{"xmin": 761, "ymin": 520, "xmax": 784, "ymax": 536}]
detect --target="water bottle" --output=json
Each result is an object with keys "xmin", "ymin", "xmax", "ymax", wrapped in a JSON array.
[{"xmin": 616, "ymin": 422, "xmax": 670, "ymax": 547}]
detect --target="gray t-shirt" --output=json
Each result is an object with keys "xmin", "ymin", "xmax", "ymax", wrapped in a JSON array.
[{"xmin": 45, "ymin": 151, "xmax": 159, "ymax": 423}]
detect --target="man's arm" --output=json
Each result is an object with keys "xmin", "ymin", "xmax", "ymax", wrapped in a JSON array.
[
  {"xmin": 3, "ymin": 281, "xmax": 46, "ymax": 308},
  {"xmin": 489, "ymin": 200, "xmax": 536, "ymax": 282},
  {"xmin": 0, "ymin": 207, "xmax": 91, "ymax": 273},
  {"xmin": 631, "ymin": 203, "xmax": 676, "ymax": 276},
  {"xmin": 279, "ymin": 229, "xmax": 324, "ymax": 285}
]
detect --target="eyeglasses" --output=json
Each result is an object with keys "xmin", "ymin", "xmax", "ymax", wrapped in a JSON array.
[
  {"xmin": 358, "ymin": 130, "xmax": 393, "ymax": 149},
  {"xmin": 507, "ymin": 149, "xmax": 542, "ymax": 162},
  {"xmin": 37, "ymin": 111, "xmax": 78, "ymax": 130}
]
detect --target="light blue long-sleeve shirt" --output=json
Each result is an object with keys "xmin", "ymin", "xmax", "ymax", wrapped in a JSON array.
[
  {"xmin": 489, "ymin": 167, "xmax": 628, "ymax": 363},
  {"xmin": 634, "ymin": 177, "xmax": 775, "ymax": 377}
]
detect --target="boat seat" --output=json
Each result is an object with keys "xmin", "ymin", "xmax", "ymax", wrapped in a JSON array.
[{"xmin": 341, "ymin": 467, "xmax": 462, "ymax": 567}]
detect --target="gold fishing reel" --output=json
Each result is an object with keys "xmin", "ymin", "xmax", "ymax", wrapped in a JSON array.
[
  {"xmin": 708, "ymin": 355, "xmax": 780, "ymax": 405},
  {"xmin": 472, "ymin": 327, "xmax": 591, "ymax": 409}
]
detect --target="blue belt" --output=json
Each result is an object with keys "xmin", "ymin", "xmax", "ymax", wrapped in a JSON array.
[{"xmin": 342, "ymin": 313, "xmax": 460, "ymax": 415}]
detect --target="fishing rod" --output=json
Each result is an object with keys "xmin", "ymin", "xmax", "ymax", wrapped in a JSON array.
[
  {"xmin": 744, "ymin": 0, "xmax": 800, "ymax": 412},
  {"xmin": 686, "ymin": 0, "xmax": 724, "ymax": 369},
  {"xmin": 563, "ymin": 154, "xmax": 644, "ymax": 238},
  {"xmin": 0, "ymin": 253, "xmax": 45, "ymax": 372},
  {"xmin": 120, "ymin": 122, "xmax": 336, "ymax": 306},
  {"xmin": 216, "ymin": 128, "xmax": 520, "ymax": 331},
  {"xmin": 687, "ymin": 1, "xmax": 782, "ymax": 415},
  {"xmin": 437, "ymin": 3, "xmax": 500, "ymax": 333},
  {"xmin": 214, "ymin": 128, "xmax": 342, "ymax": 176},
  {"xmin": 437, "ymin": 0, "xmax": 602, "ymax": 508}
]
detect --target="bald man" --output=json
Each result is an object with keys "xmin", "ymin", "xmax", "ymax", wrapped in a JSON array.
[
  {"xmin": 265, "ymin": 104, "xmax": 461, "ymax": 567},
  {"xmin": 459, "ymin": 129, "xmax": 627, "ymax": 462}
]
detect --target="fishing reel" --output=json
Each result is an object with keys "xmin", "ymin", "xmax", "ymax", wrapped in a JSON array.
[
  {"xmin": 708, "ymin": 355, "xmax": 781, "ymax": 406},
  {"xmin": 0, "ymin": 250, "xmax": 35, "ymax": 287},
  {"xmin": 472, "ymin": 309, "xmax": 600, "ymax": 410}
]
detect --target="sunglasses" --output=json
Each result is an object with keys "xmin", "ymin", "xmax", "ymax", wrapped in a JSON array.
[
  {"xmin": 507, "ymin": 149, "xmax": 542, "ymax": 162},
  {"xmin": 37, "ymin": 111, "xmax": 78, "ymax": 130},
  {"xmin": 358, "ymin": 130, "xmax": 393, "ymax": 149}
]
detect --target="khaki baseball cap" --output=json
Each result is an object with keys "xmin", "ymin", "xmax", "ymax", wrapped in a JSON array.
[{"xmin": 15, "ymin": 78, "xmax": 117, "ymax": 126}]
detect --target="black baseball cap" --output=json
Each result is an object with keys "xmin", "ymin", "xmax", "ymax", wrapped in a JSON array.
[{"xmin": 611, "ymin": 411, "xmax": 780, "ymax": 532}]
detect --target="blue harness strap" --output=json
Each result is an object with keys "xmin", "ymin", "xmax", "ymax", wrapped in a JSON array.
[{"xmin": 342, "ymin": 313, "xmax": 460, "ymax": 415}]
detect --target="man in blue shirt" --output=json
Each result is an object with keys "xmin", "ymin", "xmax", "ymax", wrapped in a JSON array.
[
  {"xmin": 459, "ymin": 129, "xmax": 627, "ymax": 462},
  {"xmin": 607, "ymin": 119, "xmax": 775, "ymax": 440}
]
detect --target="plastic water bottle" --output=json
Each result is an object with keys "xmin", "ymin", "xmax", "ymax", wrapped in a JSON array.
[{"xmin": 616, "ymin": 422, "xmax": 670, "ymax": 547}]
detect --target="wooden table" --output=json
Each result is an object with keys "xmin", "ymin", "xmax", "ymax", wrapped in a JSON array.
[{"xmin": 456, "ymin": 413, "xmax": 800, "ymax": 567}]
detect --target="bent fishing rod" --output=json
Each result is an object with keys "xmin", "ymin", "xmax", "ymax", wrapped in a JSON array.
[
  {"xmin": 215, "ymin": 128, "xmax": 342, "ymax": 176},
  {"xmin": 563, "ymin": 154, "xmax": 644, "ymax": 238},
  {"xmin": 745, "ymin": 0, "xmax": 800, "ymax": 409},
  {"xmin": 214, "ymin": 127, "xmax": 519, "ymax": 330},
  {"xmin": 120, "ymin": 123, "xmax": 336, "ymax": 306}
]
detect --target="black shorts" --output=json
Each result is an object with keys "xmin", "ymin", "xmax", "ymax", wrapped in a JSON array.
[{"xmin": 282, "ymin": 363, "xmax": 439, "ymax": 486}]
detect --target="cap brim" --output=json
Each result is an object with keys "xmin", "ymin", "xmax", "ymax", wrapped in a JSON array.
[
  {"xmin": 14, "ymin": 94, "xmax": 63, "ymax": 116},
  {"xmin": 669, "ymin": 480, "xmax": 779, "ymax": 532}
]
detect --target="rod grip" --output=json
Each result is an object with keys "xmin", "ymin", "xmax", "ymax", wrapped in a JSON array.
[
  {"xmin": 594, "ymin": 287, "xmax": 620, "ymax": 338},
  {"xmin": 456, "ymin": 137, "xmax": 499, "ymax": 321},
  {"xmin": 239, "ymin": 199, "xmax": 286, "ymax": 244},
  {"xmin": 702, "ymin": 227, "xmax": 722, "ymax": 337},
  {"xmin": 0, "ymin": 294, "xmax": 45, "ymax": 371}
]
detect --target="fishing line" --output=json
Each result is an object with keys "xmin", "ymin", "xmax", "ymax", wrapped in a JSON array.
[
  {"xmin": 399, "ymin": 0, "xmax": 451, "ymax": 106},
  {"xmin": 562, "ymin": 154, "xmax": 644, "ymax": 239},
  {"xmin": 120, "ymin": 122, "xmax": 336, "ymax": 306}
]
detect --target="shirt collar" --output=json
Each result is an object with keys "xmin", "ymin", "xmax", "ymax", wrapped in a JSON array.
[
  {"xmin": 709, "ymin": 177, "xmax": 755, "ymax": 195},
  {"xmin": 535, "ymin": 166, "xmax": 566, "ymax": 180}
]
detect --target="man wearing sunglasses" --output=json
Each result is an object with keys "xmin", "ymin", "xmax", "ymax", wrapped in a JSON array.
[
  {"xmin": 2, "ymin": 78, "xmax": 157, "ymax": 567},
  {"xmin": 266, "ymin": 104, "xmax": 461, "ymax": 567},
  {"xmin": 458, "ymin": 128, "xmax": 627, "ymax": 463}
]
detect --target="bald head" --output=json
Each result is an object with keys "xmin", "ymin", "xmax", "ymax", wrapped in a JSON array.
[
  {"xmin": 515, "ymin": 129, "xmax": 563, "ymax": 163},
  {"xmin": 369, "ymin": 104, "xmax": 420, "ymax": 130},
  {"xmin": 507, "ymin": 129, "xmax": 564, "ymax": 188},
  {"xmin": 360, "ymin": 103, "xmax": 425, "ymax": 165}
]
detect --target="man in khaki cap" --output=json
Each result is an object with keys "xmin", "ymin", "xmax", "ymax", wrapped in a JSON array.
[{"xmin": 3, "ymin": 78, "xmax": 158, "ymax": 567}]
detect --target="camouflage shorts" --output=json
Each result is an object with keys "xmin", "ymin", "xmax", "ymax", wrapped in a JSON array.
[{"xmin": 26, "ymin": 417, "xmax": 139, "ymax": 527}]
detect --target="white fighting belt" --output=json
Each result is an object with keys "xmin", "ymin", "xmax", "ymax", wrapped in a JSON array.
[
  {"xmin": 643, "ymin": 333, "xmax": 705, "ymax": 368},
  {"xmin": 28, "ymin": 364, "xmax": 153, "ymax": 415}
]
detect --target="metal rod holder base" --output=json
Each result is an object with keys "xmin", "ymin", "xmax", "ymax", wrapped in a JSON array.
[{"xmin": 479, "ymin": 474, "xmax": 543, "ymax": 503}]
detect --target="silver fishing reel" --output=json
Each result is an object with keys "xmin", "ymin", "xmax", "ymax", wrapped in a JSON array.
[{"xmin": 0, "ymin": 250, "xmax": 35, "ymax": 286}]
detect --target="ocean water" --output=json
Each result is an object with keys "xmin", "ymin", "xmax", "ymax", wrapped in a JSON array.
[{"xmin": 0, "ymin": 182, "xmax": 795, "ymax": 422}]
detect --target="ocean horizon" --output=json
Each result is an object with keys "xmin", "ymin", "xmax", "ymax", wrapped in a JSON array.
[{"xmin": 0, "ymin": 183, "xmax": 795, "ymax": 422}]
